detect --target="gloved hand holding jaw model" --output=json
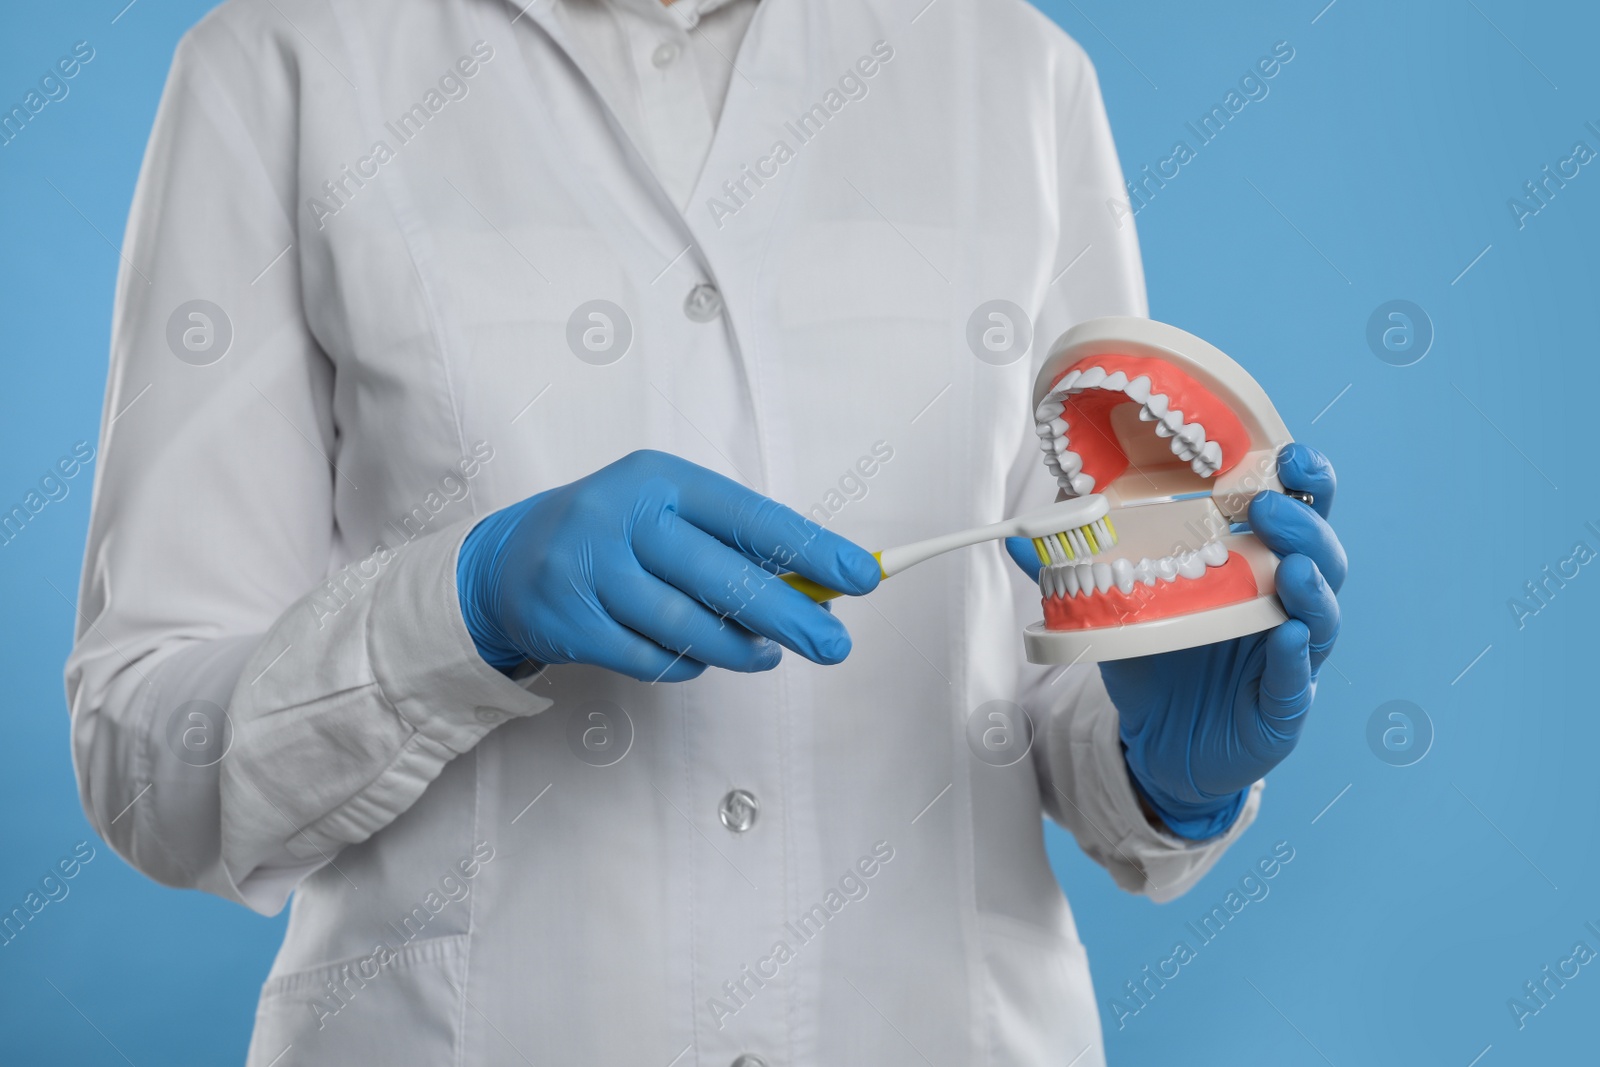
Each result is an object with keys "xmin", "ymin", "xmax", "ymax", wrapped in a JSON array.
[{"xmin": 1005, "ymin": 318, "xmax": 1347, "ymax": 840}]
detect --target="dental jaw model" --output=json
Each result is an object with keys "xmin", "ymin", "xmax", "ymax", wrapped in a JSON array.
[{"xmin": 1024, "ymin": 317, "xmax": 1297, "ymax": 664}]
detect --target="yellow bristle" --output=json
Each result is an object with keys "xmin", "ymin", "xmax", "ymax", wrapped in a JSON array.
[{"xmin": 1032, "ymin": 520, "xmax": 1117, "ymax": 571}]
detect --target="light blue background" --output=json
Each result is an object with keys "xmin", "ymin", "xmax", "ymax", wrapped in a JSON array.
[{"xmin": 2, "ymin": 1, "xmax": 1595, "ymax": 1063}]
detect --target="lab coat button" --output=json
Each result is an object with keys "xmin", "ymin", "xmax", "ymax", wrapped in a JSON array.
[
  {"xmin": 474, "ymin": 707, "xmax": 505, "ymax": 725},
  {"xmin": 652, "ymin": 42, "xmax": 680, "ymax": 68},
  {"xmin": 684, "ymin": 283, "xmax": 724, "ymax": 322},
  {"xmin": 718, "ymin": 789, "xmax": 759, "ymax": 832},
  {"xmin": 730, "ymin": 1056, "xmax": 767, "ymax": 1067}
]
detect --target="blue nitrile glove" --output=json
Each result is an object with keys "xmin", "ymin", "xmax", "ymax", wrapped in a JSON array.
[
  {"xmin": 456, "ymin": 450, "xmax": 881, "ymax": 683},
  {"xmin": 1006, "ymin": 443, "xmax": 1346, "ymax": 840}
]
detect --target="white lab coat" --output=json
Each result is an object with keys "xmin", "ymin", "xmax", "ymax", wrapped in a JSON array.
[{"xmin": 66, "ymin": 0, "xmax": 1262, "ymax": 1063}]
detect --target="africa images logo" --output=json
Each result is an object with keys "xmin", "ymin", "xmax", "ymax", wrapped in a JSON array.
[
  {"xmin": 704, "ymin": 41, "xmax": 894, "ymax": 229},
  {"xmin": 304, "ymin": 42, "xmax": 495, "ymax": 230}
]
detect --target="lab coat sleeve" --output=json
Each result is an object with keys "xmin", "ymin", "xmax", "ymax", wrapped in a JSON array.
[
  {"xmin": 63, "ymin": 23, "xmax": 550, "ymax": 916},
  {"xmin": 1005, "ymin": 35, "xmax": 1260, "ymax": 903}
]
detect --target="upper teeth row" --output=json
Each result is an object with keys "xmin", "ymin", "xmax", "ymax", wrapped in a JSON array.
[
  {"xmin": 1034, "ymin": 366, "xmax": 1223, "ymax": 496},
  {"xmin": 1038, "ymin": 539, "xmax": 1229, "ymax": 598}
]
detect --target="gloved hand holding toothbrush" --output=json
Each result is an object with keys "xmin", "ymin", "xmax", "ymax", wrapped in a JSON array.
[
  {"xmin": 1006, "ymin": 443, "xmax": 1346, "ymax": 840},
  {"xmin": 456, "ymin": 450, "xmax": 882, "ymax": 682}
]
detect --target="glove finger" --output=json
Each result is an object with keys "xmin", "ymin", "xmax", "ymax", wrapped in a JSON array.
[
  {"xmin": 577, "ymin": 615, "xmax": 708, "ymax": 683},
  {"xmin": 1273, "ymin": 553, "xmax": 1340, "ymax": 672},
  {"xmin": 598, "ymin": 565, "xmax": 783, "ymax": 674},
  {"xmin": 1248, "ymin": 490, "xmax": 1348, "ymax": 593},
  {"xmin": 1278, "ymin": 442, "xmax": 1336, "ymax": 519},
  {"xmin": 1004, "ymin": 536, "xmax": 1044, "ymax": 582},
  {"xmin": 1259, "ymin": 618, "xmax": 1313, "ymax": 729},
  {"xmin": 632, "ymin": 506, "xmax": 855, "ymax": 665},
  {"xmin": 641, "ymin": 453, "xmax": 881, "ymax": 595}
]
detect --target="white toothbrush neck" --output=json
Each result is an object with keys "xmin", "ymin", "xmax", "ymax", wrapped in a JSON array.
[{"xmin": 878, "ymin": 517, "xmax": 1011, "ymax": 578}]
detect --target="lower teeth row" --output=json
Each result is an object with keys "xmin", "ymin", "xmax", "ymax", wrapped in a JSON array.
[{"xmin": 1040, "ymin": 540, "xmax": 1229, "ymax": 598}]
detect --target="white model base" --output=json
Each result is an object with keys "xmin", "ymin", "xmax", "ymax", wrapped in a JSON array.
[{"xmin": 1023, "ymin": 596, "xmax": 1287, "ymax": 664}]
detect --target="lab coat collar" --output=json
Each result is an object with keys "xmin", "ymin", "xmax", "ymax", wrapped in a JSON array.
[
  {"xmin": 582, "ymin": 0, "xmax": 752, "ymax": 30},
  {"xmin": 495, "ymin": 0, "xmax": 798, "ymax": 449}
]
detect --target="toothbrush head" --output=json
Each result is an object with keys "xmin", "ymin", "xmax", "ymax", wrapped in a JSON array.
[
  {"xmin": 1011, "ymin": 496, "xmax": 1118, "ymax": 566},
  {"xmin": 1031, "ymin": 514, "xmax": 1117, "ymax": 567},
  {"xmin": 1023, "ymin": 317, "xmax": 1295, "ymax": 664}
]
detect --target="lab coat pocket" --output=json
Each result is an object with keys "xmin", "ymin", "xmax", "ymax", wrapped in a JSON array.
[
  {"xmin": 245, "ymin": 933, "xmax": 467, "ymax": 1066},
  {"xmin": 978, "ymin": 913, "xmax": 1106, "ymax": 1067}
]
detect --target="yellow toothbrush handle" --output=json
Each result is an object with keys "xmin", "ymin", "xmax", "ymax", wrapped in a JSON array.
[{"xmin": 779, "ymin": 552, "xmax": 885, "ymax": 603}]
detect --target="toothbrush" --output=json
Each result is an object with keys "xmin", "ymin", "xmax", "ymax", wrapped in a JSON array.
[{"xmin": 780, "ymin": 496, "xmax": 1117, "ymax": 603}]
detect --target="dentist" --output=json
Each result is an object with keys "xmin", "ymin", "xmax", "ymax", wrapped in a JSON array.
[{"xmin": 67, "ymin": 0, "xmax": 1343, "ymax": 1064}]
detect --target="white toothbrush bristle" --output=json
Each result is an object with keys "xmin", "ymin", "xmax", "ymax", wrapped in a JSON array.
[{"xmin": 1032, "ymin": 516, "xmax": 1117, "ymax": 564}]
